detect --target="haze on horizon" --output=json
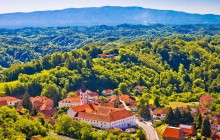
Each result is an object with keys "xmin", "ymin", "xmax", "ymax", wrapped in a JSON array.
[{"xmin": 0, "ymin": 0, "xmax": 220, "ymax": 15}]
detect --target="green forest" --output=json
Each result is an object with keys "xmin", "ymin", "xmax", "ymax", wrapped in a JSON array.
[
  {"xmin": 0, "ymin": 25, "xmax": 219, "ymax": 107},
  {"xmin": 0, "ymin": 24, "xmax": 220, "ymax": 139},
  {"xmin": 0, "ymin": 24, "xmax": 220, "ymax": 67}
]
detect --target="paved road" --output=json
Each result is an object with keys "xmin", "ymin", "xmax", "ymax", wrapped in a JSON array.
[
  {"xmin": 120, "ymin": 100, "xmax": 159, "ymax": 140},
  {"xmin": 136, "ymin": 120, "xmax": 159, "ymax": 140}
]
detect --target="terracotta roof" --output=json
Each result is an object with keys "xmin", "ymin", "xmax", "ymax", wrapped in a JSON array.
[
  {"xmin": 215, "ymin": 132, "xmax": 220, "ymax": 138},
  {"xmin": 199, "ymin": 107, "xmax": 211, "ymax": 114},
  {"xmin": 102, "ymin": 89, "xmax": 113, "ymax": 95},
  {"xmin": 71, "ymin": 104, "xmax": 92, "ymax": 112},
  {"xmin": 119, "ymin": 94, "xmax": 135, "ymax": 104},
  {"xmin": 163, "ymin": 126, "xmax": 185, "ymax": 139},
  {"xmin": 178, "ymin": 124, "xmax": 195, "ymax": 135},
  {"xmin": 0, "ymin": 100, "xmax": 7, "ymax": 107},
  {"xmin": 87, "ymin": 90, "xmax": 99, "ymax": 97},
  {"xmin": 40, "ymin": 104, "xmax": 52, "ymax": 111},
  {"xmin": 78, "ymin": 109, "xmax": 134, "ymax": 122},
  {"xmin": 148, "ymin": 104, "xmax": 155, "ymax": 110},
  {"xmin": 200, "ymin": 94, "xmax": 215, "ymax": 105},
  {"xmin": 59, "ymin": 97, "xmax": 80, "ymax": 103},
  {"xmin": 39, "ymin": 108, "xmax": 56, "ymax": 120},
  {"xmin": 153, "ymin": 108, "xmax": 168, "ymax": 115},
  {"xmin": 134, "ymin": 85, "xmax": 142, "ymax": 90},
  {"xmin": 30, "ymin": 96, "xmax": 54, "ymax": 106},
  {"xmin": 0, "ymin": 96, "xmax": 20, "ymax": 102},
  {"xmin": 213, "ymin": 119, "xmax": 220, "ymax": 125},
  {"xmin": 98, "ymin": 54, "xmax": 107, "ymax": 57}
]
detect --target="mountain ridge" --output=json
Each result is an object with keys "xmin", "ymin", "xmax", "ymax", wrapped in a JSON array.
[{"xmin": 0, "ymin": 6, "xmax": 220, "ymax": 28}]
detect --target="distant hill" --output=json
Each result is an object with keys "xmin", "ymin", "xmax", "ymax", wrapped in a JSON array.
[{"xmin": 0, "ymin": 6, "xmax": 220, "ymax": 27}]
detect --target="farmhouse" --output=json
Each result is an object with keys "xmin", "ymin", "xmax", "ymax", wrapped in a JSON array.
[
  {"xmin": 152, "ymin": 108, "xmax": 168, "ymax": 120},
  {"xmin": 0, "ymin": 96, "xmax": 21, "ymax": 106},
  {"xmin": 163, "ymin": 126, "xmax": 185, "ymax": 140}
]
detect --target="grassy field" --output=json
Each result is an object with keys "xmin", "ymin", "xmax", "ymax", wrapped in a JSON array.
[
  {"xmin": 168, "ymin": 102, "xmax": 199, "ymax": 109},
  {"xmin": 154, "ymin": 124, "xmax": 168, "ymax": 140}
]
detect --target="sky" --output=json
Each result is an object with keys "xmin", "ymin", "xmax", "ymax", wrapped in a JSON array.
[{"xmin": 0, "ymin": 0, "xmax": 220, "ymax": 15}]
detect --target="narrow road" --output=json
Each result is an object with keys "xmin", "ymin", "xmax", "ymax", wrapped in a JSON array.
[{"xmin": 120, "ymin": 100, "xmax": 159, "ymax": 140}]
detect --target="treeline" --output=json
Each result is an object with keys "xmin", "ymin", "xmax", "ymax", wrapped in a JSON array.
[
  {"xmin": 1, "ymin": 35, "xmax": 220, "ymax": 106},
  {"xmin": 0, "ymin": 24, "xmax": 220, "ymax": 67}
]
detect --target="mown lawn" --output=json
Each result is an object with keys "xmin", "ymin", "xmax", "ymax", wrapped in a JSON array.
[{"xmin": 169, "ymin": 102, "xmax": 199, "ymax": 109}]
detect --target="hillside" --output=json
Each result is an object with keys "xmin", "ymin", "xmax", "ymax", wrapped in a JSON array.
[
  {"xmin": 0, "ymin": 24, "xmax": 220, "ymax": 68},
  {"xmin": 0, "ymin": 35, "xmax": 219, "ymax": 107},
  {"xmin": 0, "ymin": 6, "xmax": 220, "ymax": 27}
]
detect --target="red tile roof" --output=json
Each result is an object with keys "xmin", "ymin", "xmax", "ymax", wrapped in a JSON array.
[
  {"xmin": 59, "ymin": 97, "xmax": 80, "ymax": 103},
  {"xmin": 213, "ymin": 119, "xmax": 220, "ymax": 125},
  {"xmin": 200, "ymin": 94, "xmax": 215, "ymax": 105},
  {"xmin": 119, "ymin": 94, "xmax": 135, "ymax": 104},
  {"xmin": 134, "ymin": 85, "xmax": 142, "ymax": 90},
  {"xmin": 178, "ymin": 124, "xmax": 196, "ymax": 135},
  {"xmin": 0, "ymin": 100, "xmax": 7, "ymax": 107},
  {"xmin": 163, "ymin": 126, "xmax": 185, "ymax": 139},
  {"xmin": 78, "ymin": 109, "xmax": 134, "ymax": 122},
  {"xmin": 102, "ymin": 89, "xmax": 113, "ymax": 95},
  {"xmin": 0, "ymin": 96, "xmax": 20, "ymax": 102},
  {"xmin": 71, "ymin": 104, "xmax": 92, "ymax": 112},
  {"xmin": 148, "ymin": 104, "xmax": 155, "ymax": 110},
  {"xmin": 153, "ymin": 108, "xmax": 168, "ymax": 115}
]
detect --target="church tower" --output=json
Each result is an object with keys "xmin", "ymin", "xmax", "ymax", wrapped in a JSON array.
[{"xmin": 80, "ymin": 81, "xmax": 88, "ymax": 105}]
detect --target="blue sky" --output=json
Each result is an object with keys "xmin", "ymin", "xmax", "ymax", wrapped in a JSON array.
[{"xmin": 0, "ymin": 0, "xmax": 220, "ymax": 14}]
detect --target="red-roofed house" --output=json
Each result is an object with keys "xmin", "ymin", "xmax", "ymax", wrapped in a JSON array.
[
  {"xmin": 58, "ymin": 97, "xmax": 81, "ymax": 108},
  {"xmin": 178, "ymin": 124, "xmax": 197, "ymax": 137},
  {"xmin": 153, "ymin": 108, "xmax": 168, "ymax": 120},
  {"xmin": 130, "ymin": 103, "xmax": 138, "ymax": 112},
  {"xmin": 211, "ymin": 119, "xmax": 220, "ymax": 131},
  {"xmin": 0, "ymin": 96, "xmax": 21, "ymax": 106},
  {"xmin": 30, "ymin": 96, "xmax": 54, "ymax": 111},
  {"xmin": 200, "ymin": 94, "xmax": 215, "ymax": 106},
  {"xmin": 163, "ymin": 126, "xmax": 185, "ymax": 140},
  {"xmin": 102, "ymin": 89, "xmax": 113, "ymax": 96},
  {"xmin": 30, "ymin": 96, "xmax": 56, "ymax": 119},
  {"xmin": 133, "ymin": 85, "xmax": 143, "ymax": 92}
]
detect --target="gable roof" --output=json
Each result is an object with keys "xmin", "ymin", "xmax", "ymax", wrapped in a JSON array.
[
  {"xmin": 0, "ymin": 96, "xmax": 21, "ymax": 102},
  {"xmin": 178, "ymin": 124, "xmax": 195, "ymax": 134},
  {"xmin": 134, "ymin": 85, "xmax": 142, "ymax": 90},
  {"xmin": 78, "ymin": 109, "xmax": 134, "ymax": 122},
  {"xmin": 71, "ymin": 104, "xmax": 91, "ymax": 112},
  {"xmin": 163, "ymin": 126, "xmax": 185, "ymax": 139},
  {"xmin": 59, "ymin": 97, "xmax": 80, "ymax": 103},
  {"xmin": 153, "ymin": 108, "xmax": 168, "ymax": 115},
  {"xmin": 213, "ymin": 119, "xmax": 220, "ymax": 125},
  {"xmin": 0, "ymin": 100, "xmax": 7, "ymax": 107}
]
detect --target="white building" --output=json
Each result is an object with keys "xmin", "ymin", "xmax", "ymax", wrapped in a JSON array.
[
  {"xmin": 68, "ymin": 104, "xmax": 135, "ymax": 129},
  {"xmin": 152, "ymin": 109, "xmax": 168, "ymax": 120},
  {"xmin": 0, "ymin": 96, "xmax": 21, "ymax": 106},
  {"xmin": 59, "ymin": 89, "xmax": 99, "ymax": 108},
  {"xmin": 102, "ymin": 89, "xmax": 113, "ymax": 97},
  {"xmin": 58, "ymin": 97, "xmax": 81, "ymax": 108},
  {"xmin": 211, "ymin": 119, "xmax": 220, "ymax": 131}
]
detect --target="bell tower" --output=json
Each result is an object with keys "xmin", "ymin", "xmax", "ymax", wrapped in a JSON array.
[{"xmin": 80, "ymin": 81, "xmax": 88, "ymax": 105}]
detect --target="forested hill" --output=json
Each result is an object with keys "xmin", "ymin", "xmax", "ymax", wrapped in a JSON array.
[
  {"xmin": 0, "ymin": 24, "xmax": 220, "ymax": 68},
  {"xmin": 1, "ymin": 6, "xmax": 220, "ymax": 27},
  {"xmin": 0, "ymin": 34, "xmax": 219, "ymax": 104}
]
